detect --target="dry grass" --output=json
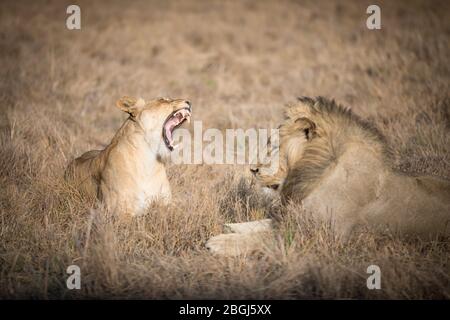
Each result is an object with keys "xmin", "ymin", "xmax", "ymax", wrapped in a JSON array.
[{"xmin": 1, "ymin": 0, "xmax": 449, "ymax": 299}]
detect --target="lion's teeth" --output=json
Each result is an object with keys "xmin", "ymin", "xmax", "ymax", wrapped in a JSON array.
[
  {"xmin": 173, "ymin": 143, "xmax": 180, "ymax": 149},
  {"xmin": 187, "ymin": 116, "xmax": 191, "ymax": 124}
]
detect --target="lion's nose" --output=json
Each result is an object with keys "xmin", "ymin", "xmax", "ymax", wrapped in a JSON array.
[
  {"xmin": 250, "ymin": 167, "xmax": 259, "ymax": 175},
  {"xmin": 185, "ymin": 100, "xmax": 192, "ymax": 111}
]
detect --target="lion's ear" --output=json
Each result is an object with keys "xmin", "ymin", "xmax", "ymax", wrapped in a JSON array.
[
  {"xmin": 116, "ymin": 96, "xmax": 145, "ymax": 117},
  {"xmin": 295, "ymin": 117, "xmax": 316, "ymax": 140}
]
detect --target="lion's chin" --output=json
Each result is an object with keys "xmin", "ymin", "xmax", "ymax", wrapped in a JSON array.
[{"xmin": 261, "ymin": 186, "xmax": 280, "ymax": 197}]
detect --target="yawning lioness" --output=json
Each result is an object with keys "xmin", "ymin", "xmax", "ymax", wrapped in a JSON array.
[{"xmin": 65, "ymin": 96, "xmax": 192, "ymax": 217}]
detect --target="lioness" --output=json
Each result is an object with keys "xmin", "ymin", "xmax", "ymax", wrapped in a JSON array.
[
  {"xmin": 251, "ymin": 96, "xmax": 450, "ymax": 239},
  {"xmin": 65, "ymin": 96, "xmax": 192, "ymax": 217}
]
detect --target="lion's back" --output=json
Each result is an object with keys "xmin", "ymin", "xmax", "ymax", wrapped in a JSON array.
[
  {"xmin": 65, "ymin": 149, "xmax": 103, "ymax": 198},
  {"xmin": 415, "ymin": 175, "xmax": 450, "ymax": 200}
]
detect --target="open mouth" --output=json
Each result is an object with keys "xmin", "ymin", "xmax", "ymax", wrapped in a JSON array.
[{"xmin": 162, "ymin": 108, "xmax": 191, "ymax": 151}]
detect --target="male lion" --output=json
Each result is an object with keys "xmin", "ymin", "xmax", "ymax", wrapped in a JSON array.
[
  {"xmin": 251, "ymin": 96, "xmax": 450, "ymax": 239},
  {"xmin": 207, "ymin": 96, "xmax": 450, "ymax": 256},
  {"xmin": 65, "ymin": 96, "xmax": 192, "ymax": 217}
]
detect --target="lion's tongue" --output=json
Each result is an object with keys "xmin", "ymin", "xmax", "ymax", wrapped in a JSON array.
[{"xmin": 164, "ymin": 116, "xmax": 180, "ymax": 146}]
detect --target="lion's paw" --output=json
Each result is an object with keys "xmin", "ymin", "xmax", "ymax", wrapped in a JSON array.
[{"xmin": 206, "ymin": 233, "xmax": 265, "ymax": 257}]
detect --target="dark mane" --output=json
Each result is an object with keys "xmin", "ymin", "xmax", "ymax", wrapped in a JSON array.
[
  {"xmin": 282, "ymin": 97, "xmax": 393, "ymax": 202},
  {"xmin": 298, "ymin": 96, "xmax": 388, "ymax": 146}
]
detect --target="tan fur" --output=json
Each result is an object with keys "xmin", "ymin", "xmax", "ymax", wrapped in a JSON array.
[
  {"xmin": 65, "ymin": 96, "xmax": 191, "ymax": 217},
  {"xmin": 252, "ymin": 97, "xmax": 450, "ymax": 239},
  {"xmin": 206, "ymin": 232, "xmax": 274, "ymax": 256}
]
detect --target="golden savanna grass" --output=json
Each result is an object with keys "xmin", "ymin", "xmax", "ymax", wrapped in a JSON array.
[{"xmin": 0, "ymin": 0, "xmax": 449, "ymax": 299}]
